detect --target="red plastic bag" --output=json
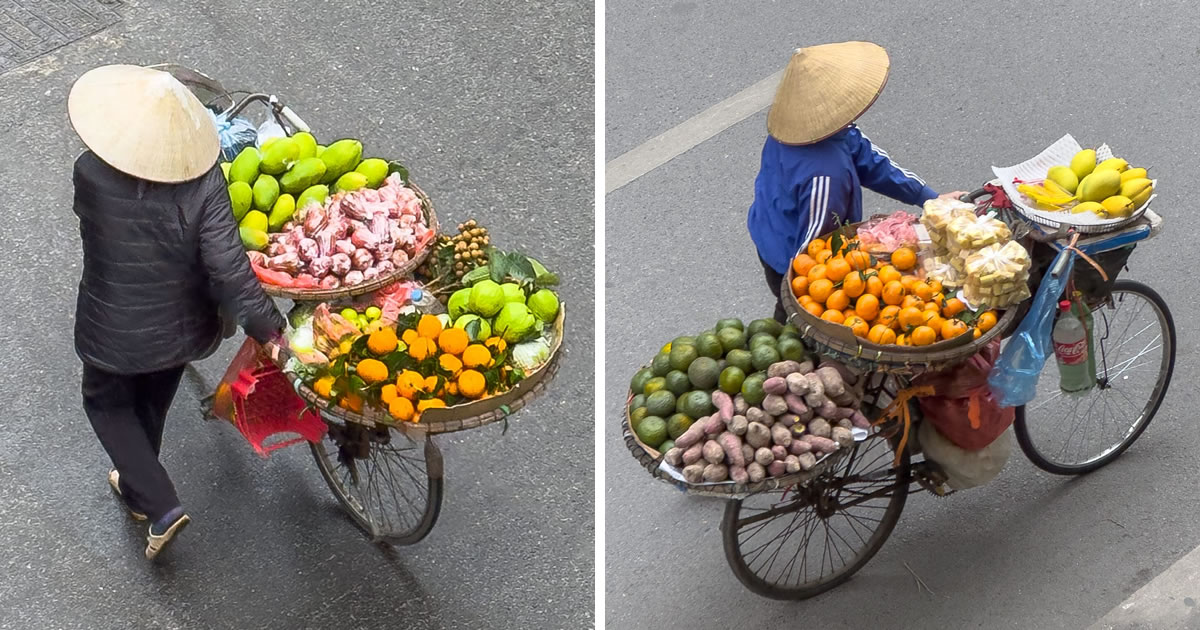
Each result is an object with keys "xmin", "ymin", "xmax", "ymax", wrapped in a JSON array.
[
  {"xmin": 914, "ymin": 340, "xmax": 1015, "ymax": 451},
  {"xmin": 210, "ymin": 337, "xmax": 264, "ymax": 423}
]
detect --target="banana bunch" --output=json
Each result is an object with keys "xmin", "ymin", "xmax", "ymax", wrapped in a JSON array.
[{"xmin": 1017, "ymin": 180, "xmax": 1076, "ymax": 211}]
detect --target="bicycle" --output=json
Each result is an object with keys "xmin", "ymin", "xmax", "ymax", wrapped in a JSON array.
[{"xmin": 716, "ymin": 185, "xmax": 1174, "ymax": 599}]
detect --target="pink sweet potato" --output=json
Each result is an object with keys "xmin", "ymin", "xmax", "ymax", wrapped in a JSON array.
[
  {"xmin": 674, "ymin": 418, "xmax": 709, "ymax": 450},
  {"xmin": 788, "ymin": 439, "xmax": 813, "ymax": 455},
  {"xmin": 800, "ymin": 434, "xmax": 838, "ymax": 453},
  {"xmin": 719, "ymin": 432, "xmax": 745, "ymax": 467},
  {"xmin": 682, "ymin": 442, "xmax": 705, "ymax": 465},
  {"xmin": 711, "ymin": 391, "xmax": 734, "ymax": 423},
  {"xmin": 767, "ymin": 460, "xmax": 786, "ymax": 478},
  {"xmin": 771, "ymin": 445, "xmax": 787, "ymax": 461},
  {"xmin": 729, "ymin": 465, "xmax": 749, "ymax": 485},
  {"xmin": 747, "ymin": 462, "xmax": 766, "ymax": 484},
  {"xmin": 771, "ymin": 423, "xmax": 792, "ymax": 447},
  {"xmin": 763, "ymin": 376, "xmax": 788, "ymax": 396},
  {"xmin": 702, "ymin": 440, "xmax": 725, "ymax": 464}
]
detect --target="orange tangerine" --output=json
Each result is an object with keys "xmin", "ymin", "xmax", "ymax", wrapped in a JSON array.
[
  {"xmin": 865, "ymin": 274, "xmax": 884, "ymax": 298},
  {"xmin": 821, "ymin": 309, "xmax": 845, "ymax": 324},
  {"xmin": 877, "ymin": 265, "xmax": 902, "ymax": 285},
  {"xmin": 942, "ymin": 319, "xmax": 969, "ymax": 340},
  {"xmin": 807, "ymin": 239, "xmax": 826, "ymax": 257},
  {"xmin": 855, "ymin": 293, "xmax": 881, "ymax": 321},
  {"xmin": 876, "ymin": 305, "xmax": 901, "ymax": 330},
  {"xmin": 798, "ymin": 294, "xmax": 815, "ymax": 306},
  {"xmin": 826, "ymin": 289, "xmax": 850, "ymax": 311},
  {"xmin": 846, "ymin": 250, "xmax": 872, "ymax": 271},
  {"xmin": 826, "ymin": 258, "xmax": 851, "ymax": 283},
  {"xmin": 815, "ymin": 249, "xmax": 834, "ymax": 264},
  {"xmin": 844, "ymin": 315, "xmax": 870, "ymax": 337},
  {"xmin": 898, "ymin": 306, "xmax": 927, "ymax": 330},
  {"xmin": 942, "ymin": 298, "xmax": 967, "ymax": 318},
  {"xmin": 867, "ymin": 324, "xmax": 897, "ymax": 345},
  {"xmin": 808, "ymin": 278, "xmax": 834, "ymax": 304},
  {"xmin": 891, "ymin": 247, "xmax": 917, "ymax": 271},
  {"xmin": 882, "ymin": 281, "xmax": 906, "ymax": 306},
  {"xmin": 901, "ymin": 294, "xmax": 924, "ymax": 309},
  {"xmin": 900, "ymin": 275, "xmax": 921, "ymax": 291},
  {"xmin": 792, "ymin": 253, "xmax": 817, "ymax": 277},
  {"xmin": 842, "ymin": 271, "xmax": 865, "ymax": 298},
  {"xmin": 912, "ymin": 281, "xmax": 934, "ymax": 302},
  {"xmin": 978, "ymin": 310, "xmax": 998, "ymax": 332},
  {"xmin": 807, "ymin": 263, "xmax": 828, "ymax": 283},
  {"xmin": 911, "ymin": 325, "xmax": 937, "ymax": 346},
  {"xmin": 791, "ymin": 276, "xmax": 809, "ymax": 297},
  {"xmin": 927, "ymin": 279, "xmax": 944, "ymax": 295},
  {"xmin": 804, "ymin": 301, "xmax": 825, "ymax": 317},
  {"xmin": 843, "ymin": 308, "xmax": 858, "ymax": 321},
  {"xmin": 924, "ymin": 301, "xmax": 942, "ymax": 312},
  {"xmin": 896, "ymin": 333, "xmax": 909, "ymax": 346}
]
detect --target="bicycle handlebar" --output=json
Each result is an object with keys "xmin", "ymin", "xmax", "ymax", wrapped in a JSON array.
[{"xmin": 278, "ymin": 105, "xmax": 310, "ymax": 133}]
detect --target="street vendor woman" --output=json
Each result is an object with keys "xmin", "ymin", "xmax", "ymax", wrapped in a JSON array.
[
  {"xmin": 748, "ymin": 41, "xmax": 965, "ymax": 322},
  {"xmin": 68, "ymin": 65, "xmax": 285, "ymax": 560}
]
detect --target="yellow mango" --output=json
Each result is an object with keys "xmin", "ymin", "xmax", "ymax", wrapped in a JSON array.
[
  {"xmin": 1121, "ymin": 167, "xmax": 1148, "ymax": 183},
  {"xmin": 1100, "ymin": 195, "xmax": 1134, "ymax": 218},
  {"xmin": 1072, "ymin": 201, "xmax": 1105, "ymax": 215},
  {"xmin": 1095, "ymin": 157, "xmax": 1128, "ymax": 173},
  {"xmin": 1119, "ymin": 178, "xmax": 1153, "ymax": 200},
  {"xmin": 1077, "ymin": 170, "xmax": 1121, "ymax": 202},
  {"xmin": 1070, "ymin": 149, "xmax": 1097, "ymax": 179},
  {"xmin": 1046, "ymin": 165, "xmax": 1079, "ymax": 194}
]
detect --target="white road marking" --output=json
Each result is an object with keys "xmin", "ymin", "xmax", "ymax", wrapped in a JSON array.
[
  {"xmin": 1088, "ymin": 544, "xmax": 1200, "ymax": 629},
  {"xmin": 604, "ymin": 70, "xmax": 782, "ymax": 194}
]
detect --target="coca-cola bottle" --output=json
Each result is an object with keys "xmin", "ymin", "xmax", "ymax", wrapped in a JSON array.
[
  {"xmin": 1071, "ymin": 291, "xmax": 1097, "ymax": 384},
  {"xmin": 1053, "ymin": 300, "xmax": 1095, "ymax": 394}
]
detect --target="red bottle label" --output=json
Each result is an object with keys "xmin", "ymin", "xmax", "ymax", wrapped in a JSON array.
[{"xmin": 1055, "ymin": 338, "xmax": 1087, "ymax": 365}]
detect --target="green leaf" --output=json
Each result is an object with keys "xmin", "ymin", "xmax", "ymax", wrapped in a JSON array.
[
  {"xmin": 489, "ymin": 255, "xmax": 511, "ymax": 283},
  {"xmin": 464, "ymin": 318, "xmax": 481, "ymax": 341},
  {"xmin": 349, "ymin": 375, "xmax": 367, "ymax": 395},
  {"xmin": 386, "ymin": 160, "xmax": 410, "ymax": 185},
  {"xmin": 511, "ymin": 255, "xmax": 536, "ymax": 282},
  {"xmin": 534, "ymin": 272, "xmax": 560, "ymax": 287},
  {"xmin": 830, "ymin": 230, "xmax": 844, "ymax": 256},
  {"xmin": 500, "ymin": 404, "xmax": 512, "ymax": 416}
]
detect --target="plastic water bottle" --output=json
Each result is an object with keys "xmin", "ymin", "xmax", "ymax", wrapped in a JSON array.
[
  {"xmin": 1071, "ymin": 292, "xmax": 1097, "ymax": 384},
  {"xmin": 1053, "ymin": 300, "xmax": 1094, "ymax": 394},
  {"xmin": 409, "ymin": 288, "xmax": 439, "ymax": 315}
]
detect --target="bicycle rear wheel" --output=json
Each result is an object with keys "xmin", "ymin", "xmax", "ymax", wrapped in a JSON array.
[
  {"xmin": 1015, "ymin": 280, "xmax": 1175, "ymax": 475},
  {"xmin": 721, "ymin": 433, "xmax": 910, "ymax": 600},
  {"xmin": 310, "ymin": 421, "xmax": 444, "ymax": 545}
]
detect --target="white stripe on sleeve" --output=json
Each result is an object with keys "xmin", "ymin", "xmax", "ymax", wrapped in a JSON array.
[
  {"xmin": 859, "ymin": 130, "xmax": 927, "ymax": 186},
  {"xmin": 805, "ymin": 175, "xmax": 829, "ymax": 244}
]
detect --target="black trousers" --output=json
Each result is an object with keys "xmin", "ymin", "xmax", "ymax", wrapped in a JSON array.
[
  {"xmin": 82, "ymin": 363, "xmax": 186, "ymax": 522},
  {"xmin": 759, "ymin": 256, "xmax": 788, "ymax": 324}
]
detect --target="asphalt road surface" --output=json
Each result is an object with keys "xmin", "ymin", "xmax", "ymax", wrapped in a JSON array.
[
  {"xmin": 0, "ymin": 1, "xmax": 593, "ymax": 629},
  {"xmin": 605, "ymin": 1, "xmax": 1199, "ymax": 628}
]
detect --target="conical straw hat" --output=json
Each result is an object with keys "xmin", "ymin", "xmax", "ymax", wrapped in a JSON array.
[
  {"xmin": 766, "ymin": 41, "xmax": 890, "ymax": 145},
  {"xmin": 68, "ymin": 64, "xmax": 220, "ymax": 183}
]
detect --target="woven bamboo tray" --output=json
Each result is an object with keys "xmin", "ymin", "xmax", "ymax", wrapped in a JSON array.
[
  {"xmin": 784, "ymin": 227, "xmax": 1019, "ymax": 375},
  {"xmin": 291, "ymin": 306, "xmax": 566, "ymax": 437},
  {"xmin": 621, "ymin": 394, "xmax": 849, "ymax": 499},
  {"xmin": 260, "ymin": 183, "xmax": 440, "ymax": 301}
]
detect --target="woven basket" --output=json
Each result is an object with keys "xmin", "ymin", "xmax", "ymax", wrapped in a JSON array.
[
  {"xmin": 784, "ymin": 227, "xmax": 1019, "ymax": 376},
  {"xmin": 261, "ymin": 184, "xmax": 440, "ymax": 301},
  {"xmin": 621, "ymin": 394, "xmax": 849, "ymax": 498},
  {"xmin": 290, "ymin": 306, "xmax": 566, "ymax": 437}
]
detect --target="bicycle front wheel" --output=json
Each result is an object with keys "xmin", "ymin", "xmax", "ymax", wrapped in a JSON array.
[
  {"xmin": 1015, "ymin": 280, "xmax": 1175, "ymax": 475},
  {"xmin": 720, "ymin": 433, "xmax": 909, "ymax": 600},
  {"xmin": 310, "ymin": 421, "xmax": 444, "ymax": 545}
]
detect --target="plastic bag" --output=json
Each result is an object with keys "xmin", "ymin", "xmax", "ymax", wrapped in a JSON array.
[
  {"xmin": 210, "ymin": 338, "xmax": 266, "ymax": 423},
  {"xmin": 208, "ymin": 111, "xmax": 259, "ymax": 162},
  {"xmin": 987, "ymin": 246, "xmax": 1076, "ymax": 407},
  {"xmin": 856, "ymin": 211, "xmax": 919, "ymax": 253},
  {"xmin": 918, "ymin": 421, "xmax": 1012, "ymax": 490},
  {"xmin": 914, "ymin": 340, "xmax": 1015, "ymax": 451},
  {"xmin": 947, "ymin": 213, "xmax": 1012, "ymax": 254},
  {"xmin": 962, "ymin": 241, "xmax": 1032, "ymax": 308},
  {"xmin": 257, "ymin": 119, "xmax": 287, "ymax": 147}
]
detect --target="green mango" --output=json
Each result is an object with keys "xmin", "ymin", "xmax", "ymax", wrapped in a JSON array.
[
  {"xmin": 334, "ymin": 171, "xmax": 369, "ymax": 193},
  {"xmin": 229, "ymin": 147, "xmax": 260, "ymax": 184},
  {"xmin": 228, "ymin": 181, "xmax": 253, "ymax": 222},
  {"xmin": 292, "ymin": 132, "xmax": 318, "ymax": 160},
  {"xmin": 240, "ymin": 210, "xmax": 269, "ymax": 233},
  {"xmin": 268, "ymin": 194, "xmax": 297, "ymax": 232},
  {"xmin": 260, "ymin": 137, "xmax": 299, "ymax": 175},
  {"xmin": 296, "ymin": 184, "xmax": 330, "ymax": 213},
  {"xmin": 319, "ymin": 139, "xmax": 363, "ymax": 184},
  {"xmin": 252, "ymin": 174, "xmax": 280, "ymax": 212},
  {"xmin": 279, "ymin": 157, "xmax": 327, "ymax": 194},
  {"xmin": 239, "ymin": 227, "xmax": 268, "ymax": 251},
  {"xmin": 220, "ymin": 162, "xmax": 231, "ymax": 182},
  {"xmin": 355, "ymin": 158, "xmax": 389, "ymax": 188}
]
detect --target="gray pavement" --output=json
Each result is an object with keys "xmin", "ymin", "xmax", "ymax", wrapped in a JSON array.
[
  {"xmin": 605, "ymin": 1, "xmax": 1199, "ymax": 628},
  {"xmin": 0, "ymin": 1, "xmax": 593, "ymax": 628}
]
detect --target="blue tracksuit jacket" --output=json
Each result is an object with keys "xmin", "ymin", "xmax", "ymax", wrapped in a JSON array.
[{"xmin": 748, "ymin": 125, "xmax": 939, "ymax": 274}]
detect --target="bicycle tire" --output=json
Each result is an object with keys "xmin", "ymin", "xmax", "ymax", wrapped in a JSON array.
[
  {"xmin": 721, "ymin": 435, "xmax": 910, "ymax": 600},
  {"xmin": 310, "ymin": 426, "xmax": 444, "ymax": 545},
  {"xmin": 1015, "ymin": 279, "xmax": 1175, "ymax": 475}
]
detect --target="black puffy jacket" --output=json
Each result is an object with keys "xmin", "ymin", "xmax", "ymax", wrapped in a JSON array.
[{"xmin": 73, "ymin": 151, "xmax": 285, "ymax": 374}]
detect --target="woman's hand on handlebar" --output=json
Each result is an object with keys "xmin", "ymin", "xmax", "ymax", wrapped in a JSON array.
[{"xmin": 938, "ymin": 190, "xmax": 970, "ymax": 201}]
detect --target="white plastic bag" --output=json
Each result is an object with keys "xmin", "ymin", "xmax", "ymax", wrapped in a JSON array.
[
  {"xmin": 256, "ymin": 119, "xmax": 287, "ymax": 147},
  {"xmin": 918, "ymin": 421, "xmax": 1012, "ymax": 490}
]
